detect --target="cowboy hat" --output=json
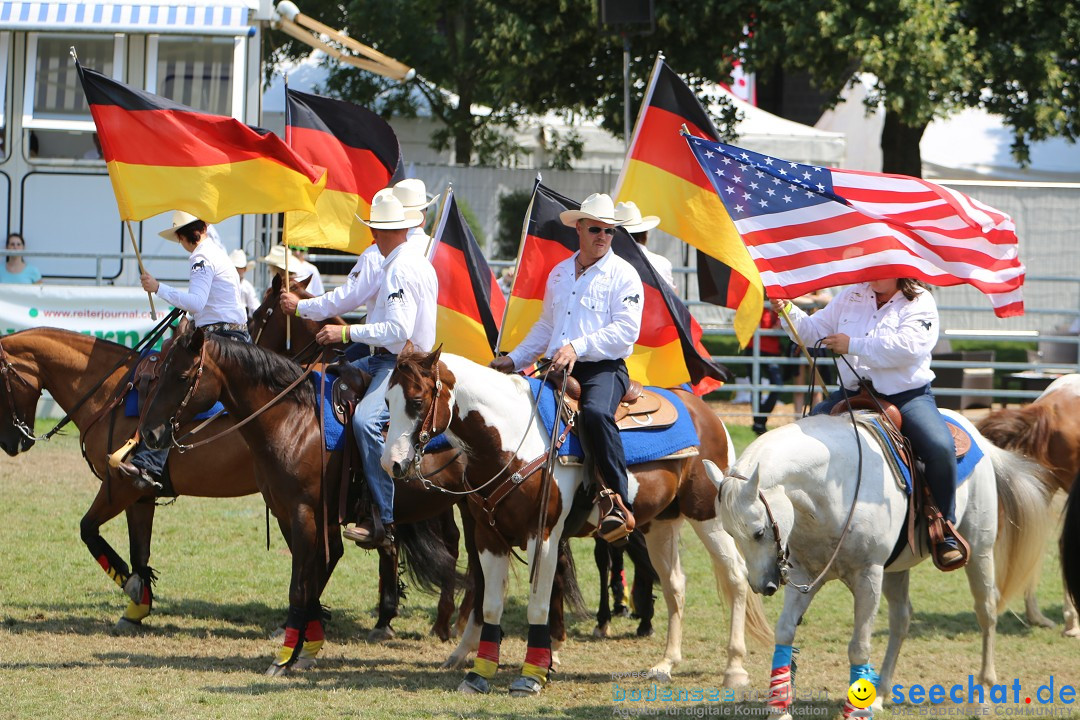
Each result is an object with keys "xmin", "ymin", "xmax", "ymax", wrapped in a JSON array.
[
  {"xmin": 229, "ymin": 248, "xmax": 255, "ymax": 273},
  {"xmin": 260, "ymin": 245, "xmax": 305, "ymax": 275},
  {"xmin": 614, "ymin": 201, "xmax": 660, "ymax": 234},
  {"xmin": 393, "ymin": 178, "xmax": 439, "ymax": 210},
  {"xmin": 559, "ymin": 193, "xmax": 623, "ymax": 228},
  {"xmin": 355, "ymin": 192, "xmax": 424, "ymax": 230},
  {"xmin": 158, "ymin": 210, "xmax": 202, "ymax": 242}
]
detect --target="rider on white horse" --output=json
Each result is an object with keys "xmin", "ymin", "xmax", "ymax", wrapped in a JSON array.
[{"xmin": 771, "ymin": 278, "xmax": 963, "ymax": 568}]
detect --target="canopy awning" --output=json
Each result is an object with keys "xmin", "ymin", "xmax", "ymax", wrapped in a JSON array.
[{"xmin": 0, "ymin": 1, "xmax": 256, "ymax": 36}]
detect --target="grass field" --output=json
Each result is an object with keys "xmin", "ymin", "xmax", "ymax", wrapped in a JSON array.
[{"xmin": 0, "ymin": 428, "xmax": 1077, "ymax": 719}]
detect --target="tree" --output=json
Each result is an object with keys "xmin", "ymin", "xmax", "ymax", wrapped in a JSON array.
[
  {"xmin": 748, "ymin": 0, "xmax": 1080, "ymax": 176},
  {"xmin": 269, "ymin": 0, "xmax": 754, "ymax": 166}
]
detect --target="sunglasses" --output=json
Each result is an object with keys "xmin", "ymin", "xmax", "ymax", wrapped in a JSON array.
[{"xmin": 586, "ymin": 226, "xmax": 615, "ymax": 236}]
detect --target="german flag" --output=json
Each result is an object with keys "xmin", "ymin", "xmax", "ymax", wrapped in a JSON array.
[
  {"xmin": 501, "ymin": 183, "xmax": 730, "ymax": 394},
  {"xmin": 429, "ymin": 187, "xmax": 506, "ymax": 364},
  {"xmin": 284, "ymin": 89, "xmax": 403, "ymax": 254},
  {"xmin": 76, "ymin": 63, "xmax": 324, "ymax": 222},
  {"xmin": 613, "ymin": 56, "xmax": 763, "ymax": 348}
]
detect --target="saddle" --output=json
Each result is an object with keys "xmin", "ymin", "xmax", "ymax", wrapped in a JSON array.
[
  {"xmin": 328, "ymin": 362, "xmax": 371, "ymax": 427},
  {"xmin": 545, "ymin": 374, "xmax": 679, "ymax": 430},
  {"xmin": 831, "ymin": 389, "xmax": 971, "ymax": 571}
]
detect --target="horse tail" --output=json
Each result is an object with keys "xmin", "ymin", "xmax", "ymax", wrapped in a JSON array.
[
  {"xmin": 397, "ymin": 513, "xmax": 466, "ymax": 595},
  {"xmin": 745, "ymin": 583, "xmax": 774, "ymax": 645},
  {"xmin": 1062, "ymin": 479, "xmax": 1080, "ymax": 608},
  {"xmin": 988, "ymin": 444, "xmax": 1054, "ymax": 611},
  {"xmin": 558, "ymin": 539, "xmax": 588, "ymax": 618}
]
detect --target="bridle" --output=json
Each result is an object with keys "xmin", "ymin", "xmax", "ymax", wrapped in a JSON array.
[
  {"xmin": 405, "ymin": 362, "xmax": 454, "ymax": 479},
  {"xmin": 0, "ymin": 338, "xmax": 40, "ymax": 441},
  {"xmin": 725, "ymin": 471, "xmax": 794, "ymax": 588},
  {"xmin": 165, "ymin": 339, "xmax": 208, "ymax": 447}
]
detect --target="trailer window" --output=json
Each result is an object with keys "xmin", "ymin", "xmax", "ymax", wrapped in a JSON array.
[{"xmin": 148, "ymin": 36, "xmax": 236, "ymax": 117}]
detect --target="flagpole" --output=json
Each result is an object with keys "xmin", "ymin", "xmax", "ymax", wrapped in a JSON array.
[
  {"xmin": 283, "ymin": 75, "xmax": 292, "ymax": 351},
  {"xmin": 777, "ymin": 302, "xmax": 829, "ymax": 400},
  {"xmin": 493, "ymin": 174, "xmax": 541, "ymax": 356},
  {"xmin": 124, "ymin": 220, "xmax": 158, "ymax": 320},
  {"xmin": 426, "ymin": 183, "xmax": 453, "ymax": 260}
]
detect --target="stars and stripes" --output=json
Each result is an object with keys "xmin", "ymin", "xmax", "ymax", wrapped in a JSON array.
[{"xmin": 686, "ymin": 135, "xmax": 1026, "ymax": 318}]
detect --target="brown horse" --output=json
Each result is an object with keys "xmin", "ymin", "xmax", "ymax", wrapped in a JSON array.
[
  {"xmin": 977, "ymin": 373, "xmax": 1080, "ymax": 637},
  {"xmin": 138, "ymin": 326, "xmax": 552, "ymax": 673},
  {"xmin": 382, "ymin": 344, "xmax": 772, "ymax": 696},
  {"xmin": 249, "ymin": 274, "xmax": 338, "ymax": 361},
  {"xmin": 0, "ymin": 327, "xmax": 258, "ymax": 631}
]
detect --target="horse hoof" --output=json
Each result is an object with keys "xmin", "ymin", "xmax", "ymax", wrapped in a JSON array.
[
  {"xmin": 592, "ymin": 624, "xmax": 610, "ymax": 639},
  {"xmin": 441, "ymin": 653, "xmax": 469, "ymax": 670},
  {"xmin": 431, "ymin": 623, "xmax": 451, "ymax": 642},
  {"xmin": 636, "ymin": 624, "xmax": 654, "ymax": 638},
  {"xmin": 458, "ymin": 672, "xmax": 492, "ymax": 694},
  {"xmin": 646, "ymin": 667, "xmax": 672, "ymax": 683},
  {"xmin": 367, "ymin": 625, "xmax": 396, "ymax": 643},
  {"xmin": 551, "ymin": 650, "xmax": 561, "ymax": 672},
  {"xmin": 1062, "ymin": 625, "xmax": 1080, "ymax": 639},
  {"xmin": 265, "ymin": 663, "xmax": 291, "ymax": 677},
  {"xmin": 508, "ymin": 676, "xmax": 543, "ymax": 697},
  {"xmin": 723, "ymin": 668, "xmax": 749, "ymax": 688},
  {"xmin": 1028, "ymin": 614, "xmax": 1056, "ymax": 629},
  {"xmin": 292, "ymin": 657, "xmax": 317, "ymax": 672},
  {"xmin": 113, "ymin": 617, "xmax": 142, "ymax": 635}
]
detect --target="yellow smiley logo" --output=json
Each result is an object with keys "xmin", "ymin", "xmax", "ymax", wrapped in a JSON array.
[{"xmin": 848, "ymin": 678, "xmax": 876, "ymax": 709}]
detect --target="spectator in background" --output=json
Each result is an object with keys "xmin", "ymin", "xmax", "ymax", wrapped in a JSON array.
[
  {"xmin": 615, "ymin": 201, "xmax": 677, "ymax": 292},
  {"xmin": 230, "ymin": 249, "xmax": 259, "ymax": 318},
  {"xmin": 498, "ymin": 266, "xmax": 516, "ymax": 298},
  {"xmin": 260, "ymin": 245, "xmax": 313, "ymax": 290},
  {"xmin": 293, "ymin": 247, "xmax": 325, "ymax": 295},
  {"xmin": 751, "ymin": 305, "xmax": 785, "ymax": 435},
  {"xmin": 1, "ymin": 233, "xmax": 42, "ymax": 284}
]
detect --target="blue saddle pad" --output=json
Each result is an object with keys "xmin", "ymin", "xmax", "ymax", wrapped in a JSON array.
[
  {"xmin": 124, "ymin": 387, "xmax": 225, "ymax": 421},
  {"xmin": 310, "ymin": 370, "xmax": 345, "ymax": 452},
  {"xmin": 867, "ymin": 415, "xmax": 984, "ymax": 494}
]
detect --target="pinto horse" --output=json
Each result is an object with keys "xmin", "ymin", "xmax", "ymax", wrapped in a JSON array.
[
  {"xmin": 710, "ymin": 411, "xmax": 1052, "ymax": 719},
  {"xmin": 977, "ymin": 374, "xmax": 1080, "ymax": 637},
  {"xmin": 0, "ymin": 327, "xmax": 259, "ymax": 630},
  {"xmin": 381, "ymin": 344, "xmax": 772, "ymax": 696}
]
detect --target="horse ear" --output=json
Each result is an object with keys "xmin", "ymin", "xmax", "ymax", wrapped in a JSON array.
[
  {"xmin": 741, "ymin": 465, "xmax": 762, "ymax": 502},
  {"xmin": 422, "ymin": 344, "xmax": 444, "ymax": 369},
  {"xmin": 188, "ymin": 326, "xmax": 206, "ymax": 353},
  {"xmin": 401, "ymin": 339, "xmax": 415, "ymax": 357},
  {"xmin": 702, "ymin": 459, "xmax": 725, "ymax": 492}
]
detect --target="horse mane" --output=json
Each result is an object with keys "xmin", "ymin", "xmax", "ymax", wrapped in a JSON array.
[
  {"xmin": 976, "ymin": 405, "xmax": 1056, "ymax": 469},
  {"xmin": 199, "ymin": 332, "xmax": 316, "ymax": 407}
]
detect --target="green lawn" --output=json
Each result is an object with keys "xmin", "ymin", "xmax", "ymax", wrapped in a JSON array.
[{"xmin": 0, "ymin": 431, "xmax": 1077, "ymax": 719}]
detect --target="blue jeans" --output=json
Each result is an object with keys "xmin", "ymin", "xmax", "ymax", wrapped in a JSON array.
[
  {"xmin": 571, "ymin": 359, "xmax": 631, "ymax": 505},
  {"xmin": 350, "ymin": 353, "xmax": 398, "ymax": 525},
  {"xmin": 753, "ymin": 358, "xmax": 784, "ymax": 429},
  {"xmin": 812, "ymin": 384, "xmax": 957, "ymax": 524}
]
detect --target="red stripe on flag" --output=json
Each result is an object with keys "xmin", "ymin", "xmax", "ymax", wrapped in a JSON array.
[
  {"xmin": 630, "ymin": 107, "xmax": 715, "ymax": 191},
  {"xmin": 511, "ymin": 234, "xmax": 575, "ymax": 302},
  {"xmin": 432, "ymin": 241, "xmax": 483, "ymax": 319},
  {"xmin": 289, "ymin": 126, "xmax": 392, "ymax": 199}
]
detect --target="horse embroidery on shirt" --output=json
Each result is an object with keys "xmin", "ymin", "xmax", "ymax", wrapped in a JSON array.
[
  {"xmin": 622, "ymin": 293, "xmax": 641, "ymax": 306},
  {"xmin": 919, "ymin": 320, "xmax": 932, "ymax": 330},
  {"xmin": 191, "ymin": 260, "xmax": 207, "ymax": 273},
  {"xmin": 387, "ymin": 288, "xmax": 406, "ymax": 305}
]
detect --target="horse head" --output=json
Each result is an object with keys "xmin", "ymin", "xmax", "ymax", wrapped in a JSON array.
[
  {"xmin": 0, "ymin": 338, "xmax": 41, "ymax": 455},
  {"xmin": 382, "ymin": 340, "xmax": 455, "ymax": 480},
  {"xmin": 139, "ymin": 326, "xmax": 221, "ymax": 450},
  {"xmin": 706, "ymin": 458, "xmax": 792, "ymax": 596}
]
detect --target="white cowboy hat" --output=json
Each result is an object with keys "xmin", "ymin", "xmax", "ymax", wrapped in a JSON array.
[
  {"xmin": 260, "ymin": 245, "xmax": 303, "ymax": 272},
  {"xmin": 158, "ymin": 210, "xmax": 202, "ymax": 242},
  {"xmin": 614, "ymin": 201, "xmax": 660, "ymax": 234},
  {"xmin": 392, "ymin": 178, "xmax": 439, "ymax": 210},
  {"xmin": 559, "ymin": 193, "xmax": 623, "ymax": 228},
  {"xmin": 229, "ymin": 248, "xmax": 255, "ymax": 273},
  {"xmin": 355, "ymin": 192, "xmax": 424, "ymax": 230}
]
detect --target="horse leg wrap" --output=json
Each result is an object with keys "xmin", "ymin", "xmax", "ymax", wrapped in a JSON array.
[
  {"xmin": 273, "ymin": 606, "xmax": 308, "ymax": 668},
  {"xmin": 841, "ymin": 663, "xmax": 880, "ymax": 719},
  {"xmin": 88, "ymin": 536, "xmax": 130, "ymax": 590},
  {"xmin": 299, "ymin": 606, "xmax": 325, "ymax": 661},
  {"xmin": 520, "ymin": 624, "xmax": 552, "ymax": 686},
  {"xmin": 767, "ymin": 644, "xmax": 798, "ymax": 713},
  {"xmin": 463, "ymin": 622, "xmax": 502, "ymax": 689}
]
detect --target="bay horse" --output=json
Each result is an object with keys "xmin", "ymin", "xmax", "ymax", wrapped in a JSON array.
[
  {"xmin": 381, "ymin": 344, "xmax": 772, "ymax": 696},
  {"xmin": 249, "ymin": 272, "xmax": 466, "ymax": 643},
  {"xmin": 710, "ymin": 411, "xmax": 1052, "ymax": 719},
  {"xmin": 0, "ymin": 327, "xmax": 258, "ymax": 631},
  {"xmin": 137, "ymin": 326, "xmax": 577, "ymax": 674},
  {"xmin": 977, "ymin": 374, "xmax": 1080, "ymax": 637}
]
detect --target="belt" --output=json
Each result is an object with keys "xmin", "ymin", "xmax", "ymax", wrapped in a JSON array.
[
  {"xmin": 373, "ymin": 347, "xmax": 393, "ymax": 356},
  {"xmin": 200, "ymin": 322, "xmax": 248, "ymax": 333}
]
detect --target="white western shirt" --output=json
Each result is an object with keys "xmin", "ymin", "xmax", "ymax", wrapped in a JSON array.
[
  {"xmin": 348, "ymin": 241, "xmax": 437, "ymax": 353},
  {"xmin": 239, "ymin": 278, "xmax": 259, "ymax": 317},
  {"xmin": 641, "ymin": 246, "xmax": 676, "ymax": 292},
  {"xmin": 783, "ymin": 282, "xmax": 939, "ymax": 395},
  {"xmin": 507, "ymin": 250, "xmax": 644, "ymax": 371},
  {"xmin": 157, "ymin": 240, "xmax": 246, "ymax": 327}
]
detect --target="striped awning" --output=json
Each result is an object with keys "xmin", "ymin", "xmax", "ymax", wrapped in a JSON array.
[{"xmin": 0, "ymin": 1, "xmax": 256, "ymax": 36}]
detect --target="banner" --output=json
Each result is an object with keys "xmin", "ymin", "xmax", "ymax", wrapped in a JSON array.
[{"xmin": 0, "ymin": 285, "xmax": 165, "ymax": 347}]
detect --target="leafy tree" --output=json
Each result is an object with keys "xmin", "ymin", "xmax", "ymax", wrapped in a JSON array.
[
  {"xmin": 268, "ymin": 0, "xmax": 753, "ymax": 166},
  {"xmin": 748, "ymin": 0, "xmax": 1080, "ymax": 176}
]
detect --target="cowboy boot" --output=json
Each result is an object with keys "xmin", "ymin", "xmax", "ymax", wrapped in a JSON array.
[{"xmin": 597, "ymin": 489, "xmax": 635, "ymax": 545}]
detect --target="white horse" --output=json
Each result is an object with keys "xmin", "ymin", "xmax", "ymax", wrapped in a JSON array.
[
  {"xmin": 381, "ymin": 345, "xmax": 771, "ymax": 695},
  {"xmin": 707, "ymin": 410, "xmax": 1052, "ymax": 718}
]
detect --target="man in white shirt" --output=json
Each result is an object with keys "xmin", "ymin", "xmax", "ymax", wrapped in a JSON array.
[
  {"xmin": 491, "ymin": 193, "xmax": 644, "ymax": 543},
  {"xmin": 307, "ymin": 192, "xmax": 438, "ymax": 548},
  {"xmin": 615, "ymin": 201, "xmax": 676, "ymax": 293},
  {"xmin": 120, "ymin": 211, "xmax": 250, "ymax": 492},
  {"xmin": 293, "ymin": 248, "xmax": 325, "ymax": 295},
  {"xmin": 230, "ymin": 249, "xmax": 260, "ymax": 319}
]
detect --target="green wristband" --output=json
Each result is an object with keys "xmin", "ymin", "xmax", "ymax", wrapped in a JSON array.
[
  {"xmin": 295, "ymin": 306, "xmax": 301, "ymax": 317},
  {"xmin": 341, "ymin": 326, "xmax": 349, "ymax": 344}
]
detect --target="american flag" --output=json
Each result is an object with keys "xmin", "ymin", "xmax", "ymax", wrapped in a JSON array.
[{"xmin": 684, "ymin": 135, "xmax": 1026, "ymax": 317}]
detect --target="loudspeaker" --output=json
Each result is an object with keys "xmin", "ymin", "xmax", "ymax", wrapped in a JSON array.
[{"xmin": 599, "ymin": 0, "xmax": 654, "ymax": 27}]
